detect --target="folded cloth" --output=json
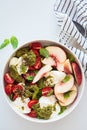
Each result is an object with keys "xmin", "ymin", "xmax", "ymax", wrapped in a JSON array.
[{"xmin": 54, "ymin": 0, "xmax": 87, "ymax": 77}]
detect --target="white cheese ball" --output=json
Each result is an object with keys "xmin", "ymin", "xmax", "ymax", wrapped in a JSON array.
[
  {"xmin": 39, "ymin": 95, "xmax": 57, "ymax": 108},
  {"xmin": 45, "ymin": 70, "xmax": 66, "ymax": 84},
  {"xmin": 39, "ymin": 95, "xmax": 61, "ymax": 118}
]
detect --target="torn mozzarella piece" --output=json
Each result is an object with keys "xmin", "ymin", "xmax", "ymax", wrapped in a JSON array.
[
  {"xmin": 39, "ymin": 95, "xmax": 61, "ymax": 118},
  {"xmin": 9, "ymin": 57, "xmax": 19, "ymax": 66},
  {"xmin": 44, "ymin": 70, "xmax": 66, "ymax": 85},
  {"xmin": 39, "ymin": 95, "xmax": 57, "ymax": 108},
  {"xmin": 12, "ymin": 97, "xmax": 31, "ymax": 113},
  {"xmin": 9, "ymin": 57, "xmax": 28, "ymax": 75},
  {"xmin": 50, "ymin": 103, "xmax": 60, "ymax": 118},
  {"xmin": 16, "ymin": 57, "xmax": 24, "ymax": 75}
]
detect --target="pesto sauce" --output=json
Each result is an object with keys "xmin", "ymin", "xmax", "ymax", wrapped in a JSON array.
[
  {"xmin": 9, "ymin": 65, "xmax": 24, "ymax": 83},
  {"xmin": 16, "ymin": 47, "xmax": 29, "ymax": 57},
  {"xmin": 33, "ymin": 103, "xmax": 53, "ymax": 119},
  {"xmin": 23, "ymin": 50, "xmax": 36, "ymax": 66},
  {"xmin": 22, "ymin": 84, "xmax": 41, "ymax": 99}
]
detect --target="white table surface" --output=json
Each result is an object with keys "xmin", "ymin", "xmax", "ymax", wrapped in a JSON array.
[{"xmin": 0, "ymin": 0, "xmax": 87, "ymax": 130}]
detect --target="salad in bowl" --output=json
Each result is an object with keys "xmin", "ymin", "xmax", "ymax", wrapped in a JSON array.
[{"xmin": 3, "ymin": 40, "xmax": 85, "ymax": 122}]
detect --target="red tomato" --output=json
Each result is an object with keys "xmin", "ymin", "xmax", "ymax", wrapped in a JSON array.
[
  {"xmin": 27, "ymin": 110, "xmax": 37, "ymax": 118},
  {"xmin": 4, "ymin": 73, "xmax": 14, "ymax": 84},
  {"xmin": 13, "ymin": 93, "xmax": 19, "ymax": 101},
  {"xmin": 28, "ymin": 66, "xmax": 35, "ymax": 70},
  {"xmin": 31, "ymin": 42, "xmax": 42, "ymax": 50},
  {"xmin": 32, "ymin": 49, "xmax": 39, "ymax": 56},
  {"xmin": 28, "ymin": 100, "xmax": 38, "ymax": 108},
  {"xmin": 5, "ymin": 84, "xmax": 13, "ymax": 95},
  {"xmin": 28, "ymin": 57, "xmax": 42, "ymax": 70},
  {"xmin": 34, "ymin": 57, "xmax": 42, "ymax": 70},
  {"xmin": 42, "ymin": 87, "xmax": 53, "ymax": 96},
  {"xmin": 12, "ymin": 84, "xmax": 24, "ymax": 94}
]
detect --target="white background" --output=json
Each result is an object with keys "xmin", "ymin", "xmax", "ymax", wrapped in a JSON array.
[{"xmin": 0, "ymin": 0, "xmax": 87, "ymax": 129}]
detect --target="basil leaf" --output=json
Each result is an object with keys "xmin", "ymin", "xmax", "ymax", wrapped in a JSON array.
[
  {"xmin": 26, "ymin": 76, "xmax": 34, "ymax": 81},
  {"xmin": 39, "ymin": 48, "xmax": 49, "ymax": 58},
  {"xmin": 58, "ymin": 106, "xmax": 67, "ymax": 115},
  {"xmin": 62, "ymin": 75, "xmax": 70, "ymax": 83},
  {"xmin": 67, "ymin": 53, "xmax": 75, "ymax": 62},
  {"xmin": 0, "ymin": 39, "xmax": 10, "ymax": 49},
  {"xmin": 10, "ymin": 36, "xmax": 18, "ymax": 49},
  {"xmin": 64, "ymin": 90, "xmax": 72, "ymax": 98}
]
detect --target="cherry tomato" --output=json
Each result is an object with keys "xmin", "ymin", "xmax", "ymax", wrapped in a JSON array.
[
  {"xmin": 27, "ymin": 110, "xmax": 37, "ymax": 118},
  {"xmin": 12, "ymin": 84, "xmax": 24, "ymax": 94},
  {"xmin": 5, "ymin": 84, "xmax": 13, "ymax": 95},
  {"xmin": 28, "ymin": 66, "xmax": 35, "ymax": 70},
  {"xmin": 34, "ymin": 57, "xmax": 42, "ymax": 70},
  {"xmin": 4, "ymin": 73, "xmax": 14, "ymax": 84},
  {"xmin": 28, "ymin": 99, "xmax": 38, "ymax": 108},
  {"xmin": 28, "ymin": 56, "xmax": 41, "ymax": 70},
  {"xmin": 32, "ymin": 49, "xmax": 39, "ymax": 56},
  {"xmin": 13, "ymin": 93, "xmax": 19, "ymax": 101},
  {"xmin": 42, "ymin": 87, "xmax": 53, "ymax": 96},
  {"xmin": 31, "ymin": 42, "xmax": 42, "ymax": 50}
]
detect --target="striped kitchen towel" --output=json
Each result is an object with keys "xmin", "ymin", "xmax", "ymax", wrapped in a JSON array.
[{"xmin": 54, "ymin": 0, "xmax": 87, "ymax": 77}]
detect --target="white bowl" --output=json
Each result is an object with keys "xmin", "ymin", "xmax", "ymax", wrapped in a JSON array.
[{"xmin": 2, "ymin": 40, "xmax": 85, "ymax": 123}]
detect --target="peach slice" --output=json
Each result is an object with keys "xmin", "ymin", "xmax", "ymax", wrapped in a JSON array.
[
  {"xmin": 72, "ymin": 62, "xmax": 82, "ymax": 86},
  {"xmin": 57, "ymin": 59, "xmax": 72, "ymax": 74},
  {"xmin": 58, "ymin": 85, "xmax": 77, "ymax": 106},
  {"xmin": 46, "ymin": 46, "xmax": 67, "ymax": 63},
  {"xmin": 32, "ymin": 65, "xmax": 52, "ymax": 83},
  {"xmin": 57, "ymin": 62, "xmax": 64, "ymax": 72},
  {"xmin": 54, "ymin": 74, "xmax": 74, "ymax": 93},
  {"xmin": 42, "ymin": 57, "xmax": 56, "ymax": 67},
  {"xmin": 64, "ymin": 59, "xmax": 72, "ymax": 74}
]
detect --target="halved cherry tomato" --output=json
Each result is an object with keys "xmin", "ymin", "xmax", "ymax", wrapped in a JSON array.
[
  {"xmin": 42, "ymin": 87, "xmax": 53, "ymax": 96},
  {"xmin": 12, "ymin": 84, "xmax": 24, "ymax": 94},
  {"xmin": 27, "ymin": 110, "xmax": 37, "ymax": 118},
  {"xmin": 4, "ymin": 73, "xmax": 14, "ymax": 84},
  {"xmin": 31, "ymin": 42, "xmax": 42, "ymax": 50},
  {"xmin": 13, "ymin": 93, "xmax": 19, "ymax": 101},
  {"xmin": 34, "ymin": 57, "xmax": 42, "ymax": 70},
  {"xmin": 28, "ymin": 56, "xmax": 41, "ymax": 70},
  {"xmin": 5, "ymin": 84, "xmax": 13, "ymax": 95},
  {"xmin": 28, "ymin": 66, "xmax": 35, "ymax": 70},
  {"xmin": 28, "ymin": 99, "xmax": 38, "ymax": 108},
  {"xmin": 32, "ymin": 49, "xmax": 39, "ymax": 56}
]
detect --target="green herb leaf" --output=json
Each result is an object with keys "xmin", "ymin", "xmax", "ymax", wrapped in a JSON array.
[
  {"xmin": 62, "ymin": 75, "xmax": 70, "ymax": 83},
  {"xmin": 58, "ymin": 106, "xmax": 67, "ymax": 115},
  {"xmin": 39, "ymin": 48, "xmax": 49, "ymax": 58},
  {"xmin": 10, "ymin": 36, "xmax": 18, "ymax": 49},
  {"xmin": 0, "ymin": 39, "xmax": 10, "ymax": 49},
  {"xmin": 67, "ymin": 53, "xmax": 75, "ymax": 62},
  {"xmin": 64, "ymin": 90, "xmax": 72, "ymax": 98},
  {"xmin": 23, "ymin": 50, "xmax": 36, "ymax": 66},
  {"xmin": 26, "ymin": 76, "xmax": 34, "ymax": 81}
]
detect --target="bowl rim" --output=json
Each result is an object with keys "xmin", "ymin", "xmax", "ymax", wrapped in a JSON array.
[{"xmin": 2, "ymin": 39, "xmax": 85, "ymax": 123}]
